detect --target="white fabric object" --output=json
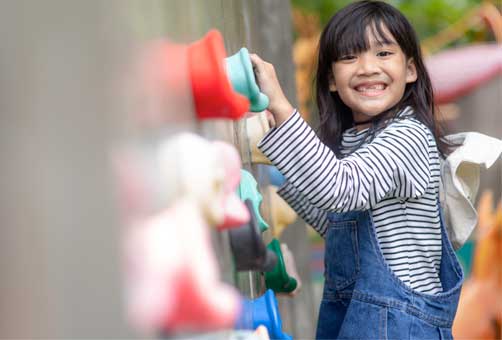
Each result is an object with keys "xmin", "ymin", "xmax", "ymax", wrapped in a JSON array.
[{"xmin": 440, "ymin": 132, "xmax": 502, "ymax": 250}]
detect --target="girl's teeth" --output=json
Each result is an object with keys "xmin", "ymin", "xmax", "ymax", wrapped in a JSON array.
[{"xmin": 357, "ymin": 84, "xmax": 385, "ymax": 91}]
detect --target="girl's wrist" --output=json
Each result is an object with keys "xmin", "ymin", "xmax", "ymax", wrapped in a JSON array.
[{"xmin": 270, "ymin": 100, "xmax": 294, "ymax": 126}]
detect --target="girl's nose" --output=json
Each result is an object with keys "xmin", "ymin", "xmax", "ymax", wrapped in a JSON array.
[{"xmin": 356, "ymin": 54, "xmax": 380, "ymax": 76}]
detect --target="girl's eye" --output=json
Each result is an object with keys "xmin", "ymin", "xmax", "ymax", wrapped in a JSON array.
[
  {"xmin": 339, "ymin": 55, "xmax": 356, "ymax": 61},
  {"xmin": 377, "ymin": 51, "xmax": 393, "ymax": 57}
]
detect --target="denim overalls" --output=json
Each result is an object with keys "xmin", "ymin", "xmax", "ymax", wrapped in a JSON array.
[{"xmin": 316, "ymin": 204, "xmax": 464, "ymax": 339}]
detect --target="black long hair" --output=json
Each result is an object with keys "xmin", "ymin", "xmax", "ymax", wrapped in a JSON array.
[{"xmin": 315, "ymin": 0, "xmax": 452, "ymax": 157}]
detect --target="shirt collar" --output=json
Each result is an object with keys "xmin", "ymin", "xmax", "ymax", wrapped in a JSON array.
[{"xmin": 343, "ymin": 106, "xmax": 415, "ymax": 138}]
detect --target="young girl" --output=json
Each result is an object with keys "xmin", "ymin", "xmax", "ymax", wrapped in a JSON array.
[{"xmin": 250, "ymin": 1, "xmax": 463, "ymax": 339}]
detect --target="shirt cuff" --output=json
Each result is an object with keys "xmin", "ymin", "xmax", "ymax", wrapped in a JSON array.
[
  {"xmin": 258, "ymin": 109, "xmax": 299, "ymax": 147},
  {"xmin": 257, "ymin": 109, "xmax": 308, "ymax": 164}
]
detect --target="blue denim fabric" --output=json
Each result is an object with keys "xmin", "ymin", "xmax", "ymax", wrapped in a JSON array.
[{"xmin": 316, "ymin": 205, "xmax": 464, "ymax": 339}]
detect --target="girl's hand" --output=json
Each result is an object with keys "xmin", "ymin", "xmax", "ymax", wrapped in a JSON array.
[{"xmin": 250, "ymin": 53, "xmax": 294, "ymax": 125}]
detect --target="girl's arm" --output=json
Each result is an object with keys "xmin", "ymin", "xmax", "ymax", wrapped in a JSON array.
[
  {"xmin": 277, "ymin": 181, "xmax": 329, "ymax": 237},
  {"xmin": 258, "ymin": 109, "xmax": 434, "ymax": 212}
]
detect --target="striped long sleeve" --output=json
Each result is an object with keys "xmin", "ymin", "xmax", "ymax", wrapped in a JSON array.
[{"xmin": 258, "ymin": 110, "xmax": 432, "ymax": 213}]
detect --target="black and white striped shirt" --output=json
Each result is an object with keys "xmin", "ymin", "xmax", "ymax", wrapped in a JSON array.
[{"xmin": 258, "ymin": 107, "xmax": 443, "ymax": 294}]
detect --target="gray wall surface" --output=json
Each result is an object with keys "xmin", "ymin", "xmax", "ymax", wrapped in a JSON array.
[{"xmin": 0, "ymin": 1, "xmax": 132, "ymax": 338}]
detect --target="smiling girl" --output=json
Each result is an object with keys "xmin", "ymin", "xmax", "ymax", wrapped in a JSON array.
[{"xmin": 250, "ymin": 1, "xmax": 463, "ymax": 339}]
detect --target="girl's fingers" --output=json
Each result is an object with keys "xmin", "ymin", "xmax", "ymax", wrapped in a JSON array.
[
  {"xmin": 249, "ymin": 53, "xmax": 263, "ymax": 66},
  {"xmin": 249, "ymin": 53, "xmax": 268, "ymax": 84},
  {"xmin": 249, "ymin": 53, "xmax": 269, "ymax": 74}
]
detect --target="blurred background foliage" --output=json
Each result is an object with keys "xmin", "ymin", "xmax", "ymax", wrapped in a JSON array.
[{"xmin": 291, "ymin": 0, "xmax": 500, "ymax": 48}]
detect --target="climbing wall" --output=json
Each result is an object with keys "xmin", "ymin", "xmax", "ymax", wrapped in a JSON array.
[{"xmin": 0, "ymin": 0, "xmax": 317, "ymax": 338}]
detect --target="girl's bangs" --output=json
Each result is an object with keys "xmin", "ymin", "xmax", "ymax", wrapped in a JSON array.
[{"xmin": 332, "ymin": 16, "xmax": 395, "ymax": 61}]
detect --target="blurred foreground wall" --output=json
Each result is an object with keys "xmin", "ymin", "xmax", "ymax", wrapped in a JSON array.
[
  {"xmin": 0, "ymin": 0, "xmax": 317, "ymax": 338},
  {"xmin": 0, "ymin": 1, "xmax": 131, "ymax": 338}
]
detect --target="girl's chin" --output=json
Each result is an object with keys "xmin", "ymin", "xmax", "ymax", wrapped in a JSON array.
[
  {"xmin": 353, "ymin": 104, "xmax": 394, "ymax": 117},
  {"xmin": 353, "ymin": 110, "xmax": 385, "ymax": 118}
]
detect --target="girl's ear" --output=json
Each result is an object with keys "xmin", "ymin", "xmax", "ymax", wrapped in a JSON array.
[
  {"xmin": 329, "ymin": 72, "xmax": 337, "ymax": 92},
  {"xmin": 406, "ymin": 58, "xmax": 417, "ymax": 84}
]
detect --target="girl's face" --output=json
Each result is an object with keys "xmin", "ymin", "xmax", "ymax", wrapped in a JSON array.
[{"xmin": 329, "ymin": 25, "xmax": 417, "ymax": 122}]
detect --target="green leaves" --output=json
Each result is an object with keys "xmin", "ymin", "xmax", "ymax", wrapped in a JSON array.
[{"xmin": 291, "ymin": 0, "xmax": 484, "ymax": 43}]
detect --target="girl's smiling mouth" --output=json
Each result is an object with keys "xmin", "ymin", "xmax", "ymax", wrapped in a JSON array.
[{"xmin": 354, "ymin": 82, "xmax": 388, "ymax": 97}]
